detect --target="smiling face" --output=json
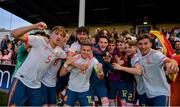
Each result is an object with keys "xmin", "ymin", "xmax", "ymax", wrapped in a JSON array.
[
  {"xmin": 77, "ymin": 32, "xmax": 88, "ymax": 43},
  {"xmin": 98, "ymin": 37, "xmax": 108, "ymax": 51},
  {"xmin": 125, "ymin": 43, "xmax": 137, "ymax": 56},
  {"xmin": 80, "ymin": 45, "xmax": 92, "ymax": 59},
  {"xmin": 116, "ymin": 41, "xmax": 125, "ymax": 52},
  {"xmin": 137, "ymin": 38, "xmax": 152, "ymax": 56},
  {"xmin": 76, "ymin": 26, "xmax": 89, "ymax": 44}
]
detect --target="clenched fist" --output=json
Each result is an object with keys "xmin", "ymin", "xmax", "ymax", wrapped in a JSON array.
[{"xmin": 34, "ymin": 22, "xmax": 47, "ymax": 30}]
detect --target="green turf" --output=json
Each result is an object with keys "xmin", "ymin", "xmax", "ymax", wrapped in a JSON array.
[{"xmin": 0, "ymin": 90, "xmax": 8, "ymax": 106}]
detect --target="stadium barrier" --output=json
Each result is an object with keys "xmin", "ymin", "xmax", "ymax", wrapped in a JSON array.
[{"xmin": 0, "ymin": 64, "xmax": 15, "ymax": 91}]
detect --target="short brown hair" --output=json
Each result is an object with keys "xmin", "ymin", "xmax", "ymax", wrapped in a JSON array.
[
  {"xmin": 76, "ymin": 26, "xmax": 89, "ymax": 35},
  {"xmin": 137, "ymin": 33, "xmax": 151, "ymax": 42},
  {"xmin": 81, "ymin": 39, "xmax": 93, "ymax": 47},
  {"xmin": 98, "ymin": 35, "xmax": 108, "ymax": 42},
  {"xmin": 116, "ymin": 37, "xmax": 125, "ymax": 43},
  {"xmin": 126, "ymin": 40, "xmax": 137, "ymax": 46},
  {"xmin": 108, "ymin": 38, "xmax": 116, "ymax": 44}
]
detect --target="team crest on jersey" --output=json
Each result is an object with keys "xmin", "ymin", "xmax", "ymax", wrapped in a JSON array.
[
  {"xmin": 64, "ymin": 95, "xmax": 68, "ymax": 101},
  {"xmin": 146, "ymin": 57, "xmax": 152, "ymax": 64}
]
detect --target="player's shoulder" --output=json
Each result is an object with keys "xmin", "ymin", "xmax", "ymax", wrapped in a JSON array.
[
  {"xmin": 132, "ymin": 54, "xmax": 139, "ymax": 61},
  {"xmin": 151, "ymin": 49, "xmax": 165, "ymax": 57}
]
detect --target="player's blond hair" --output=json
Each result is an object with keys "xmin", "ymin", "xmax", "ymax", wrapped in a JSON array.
[{"xmin": 51, "ymin": 26, "xmax": 66, "ymax": 37}]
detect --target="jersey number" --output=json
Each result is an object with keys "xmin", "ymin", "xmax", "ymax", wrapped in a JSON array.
[{"xmin": 45, "ymin": 55, "xmax": 52, "ymax": 63}]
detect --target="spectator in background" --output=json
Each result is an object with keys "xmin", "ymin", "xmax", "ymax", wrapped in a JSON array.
[
  {"xmin": 175, "ymin": 41, "xmax": 180, "ymax": 54},
  {"xmin": 61, "ymin": 33, "xmax": 70, "ymax": 52},
  {"xmin": 121, "ymin": 30, "xmax": 136, "ymax": 40},
  {"xmin": 169, "ymin": 30, "xmax": 180, "ymax": 49},
  {"xmin": 93, "ymin": 28, "xmax": 101, "ymax": 42},
  {"xmin": 95, "ymin": 28, "xmax": 101, "ymax": 35},
  {"xmin": 99, "ymin": 29, "xmax": 110, "ymax": 37},
  {"xmin": 0, "ymin": 48, "xmax": 13, "ymax": 64},
  {"xmin": 111, "ymin": 28, "xmax": 118, "ymax": 39},
  {"xmin": 0, "ymin": 35, "xmax": 10, "ymax": 50},
  {"xmin": 0, "ymin": 50, "xmax": 2, "ymax": 63},
  {"xmin": 68, "ymin": 26, "xmax": 89, "ymax": 56},
  {"xmin": 90, "ymin": 36, "xmax": 96, "ymax": 47},
  {"xmin": 7, "ymin": 42, "xmax": 16, "ymax": 64},
  {"xmin": 95, "ymin": 29, "xmax": 110, "ymax": 44},
  {"xmin": 17, "ymin": 40, "xmax": 23, "ymax": 46},
  {"xmin": 169, "ymin": 34, "xmax": 177, "ymax": 49},
  {"xmin": 68, "ymin": 33, "xmax": 76, "ymax": 45}
]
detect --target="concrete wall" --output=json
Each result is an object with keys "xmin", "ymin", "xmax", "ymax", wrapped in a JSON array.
[
  {"xmin": 66, "ymin": 23, "xmax": 180, "ymax": 36},
  {"xmin": 66, "ymin": 24, "xmax": 134, "ymax": 36}
]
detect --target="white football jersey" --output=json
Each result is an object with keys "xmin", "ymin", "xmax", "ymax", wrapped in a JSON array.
[
  {"xmin": 14, "ymin": 35, "xmax": 66, "ymax": 88},
  {"xmin": 68, "ymin": 41, "xmax": 81, "ymax": 55},
  {"xmin": 42, "ymin": 46, "xmax": 66, "ymax": 87},
  {"xmin": 67, "ymin": 54, "xmax": 99, "ymax": 92}
]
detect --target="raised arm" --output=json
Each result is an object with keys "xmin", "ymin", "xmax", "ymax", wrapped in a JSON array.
[
  {"xmin": 10, "ymin": 22, "xmax": 47, "ymax": 41},
  {"xmin": 59, "ymin": 56, "xmax": 74, "ymax": 76}
]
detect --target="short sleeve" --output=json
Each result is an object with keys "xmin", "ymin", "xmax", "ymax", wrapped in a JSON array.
[
  {"xmin": 131, "ymin": 56, "xmax": 139, "ymax": 67},
  {"xmin": 92, "ymin": 57, "xmax": 99, "ymax": 66},
  {"xmin": 26, "ymin": 35, "xmax": 44, "ymax": 47},
  {"xmin": 155, "ymin": 51, "xmax": 167, "ymax": 65},
  {"xmin": 58, "ymin": 48, "xmax": 67, "ymax": 59}
]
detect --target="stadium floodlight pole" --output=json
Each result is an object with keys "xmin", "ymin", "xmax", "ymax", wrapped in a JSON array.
[
  {"xmin": 78, "ymin": 0, "xmax": 86, "ymax": 27},
  {"xmin": 9, "ymin": 13, "xmax": 12, "ymax": 30}
]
